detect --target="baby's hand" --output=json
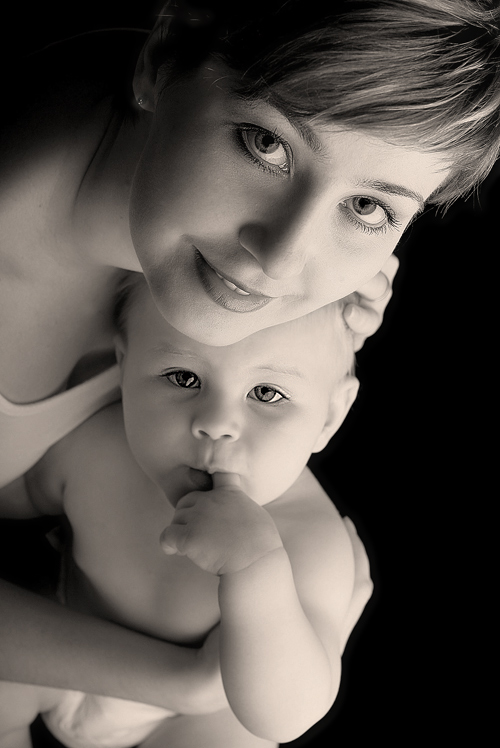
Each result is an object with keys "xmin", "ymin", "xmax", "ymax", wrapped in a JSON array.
[{"xmin": 160, "ymin": 473, "xmax": 283, "ymax": 576}]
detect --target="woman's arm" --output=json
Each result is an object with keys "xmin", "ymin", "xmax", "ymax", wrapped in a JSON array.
[{"xmin": 0, "ymin": 577, "xmax": 226, "ymax": 714}]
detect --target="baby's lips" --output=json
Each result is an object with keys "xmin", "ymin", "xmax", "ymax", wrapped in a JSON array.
[
  {"xmin": 188, "ymin": 467, "xmax": 213, "ymax": 492},
  {"xmin": 212, "ymin": 472, "xmax": 242, "ymax": 489}
]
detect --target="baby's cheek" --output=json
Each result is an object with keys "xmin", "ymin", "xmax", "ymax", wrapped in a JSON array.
[{"xmin": 250, "ymin": 450, "xmax": 304, "ymax": 505}]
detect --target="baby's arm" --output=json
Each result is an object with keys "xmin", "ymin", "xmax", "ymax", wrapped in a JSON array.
[{"xmin": 161, "ymin": 471, "xmax": 355, "ymax": 743}]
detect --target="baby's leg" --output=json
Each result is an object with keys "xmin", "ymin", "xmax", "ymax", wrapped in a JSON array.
[
  {"xmin": 139, "ymin": 707, "xmax": 278, "ymax": 748},
  {"xmin": 0, "ymin": 681, "xmax": 62, "ymax": 748}
]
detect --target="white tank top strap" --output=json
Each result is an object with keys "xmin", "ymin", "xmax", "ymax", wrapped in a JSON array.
[{"xmin": 0, "ymin": 365, "xmax": 121, "ymax": 488}]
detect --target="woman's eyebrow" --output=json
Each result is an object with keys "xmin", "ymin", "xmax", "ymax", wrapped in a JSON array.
[
  {"xmin": 241, "ymin": 96, "xmax": 324, "ymax": 154},
  {"xmin": 285, "ymin": 116, "xmax": 324, "ymax": 153},
  {"xmin": 356, "ymin": 178, "xmax": 425, "ymax": 212},
  {"xmin": 273, "ymin": 104, "xmax": 324, "ymax": 153}
]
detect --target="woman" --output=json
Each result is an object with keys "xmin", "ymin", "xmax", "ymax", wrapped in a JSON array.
[{"xmin": 1, "ymin": 0, "xmax": 499, "ymax": 736}]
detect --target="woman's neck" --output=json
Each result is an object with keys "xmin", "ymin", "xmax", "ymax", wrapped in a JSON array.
[{"xmin": 71, "ymin": 101, "xmax": 150, "ymax": 272}]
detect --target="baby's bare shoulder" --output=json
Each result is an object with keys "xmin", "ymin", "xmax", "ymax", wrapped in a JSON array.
[
  {"xmin": 23, "ymin": 402, "xmax": 127, "ymax": 514},
  {"xmin": 60, "ymin": 402, "xmax": 129, "ymax": 466},
  {"xmin": 268, "ymin": 469, "xmax": 355, "ymax": 626},
  {"xmin": 48, "ymin": 402, "xmax": 156, "ymax": 524},
  {"xmin": 270, "ymin": 469, "xmax": 354, "ymax": 580}
]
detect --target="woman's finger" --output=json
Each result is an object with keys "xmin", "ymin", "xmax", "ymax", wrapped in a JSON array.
[
  {"xmin": 344, "ymin": 303, "xmax": 382, "ymax": 336},
  {"xmin": 355, "ymin": 270, "xmax": 391, "ymax": 303},
  {"xmin": 379, "ymin": 252, "xmax": 399, "ymax": 284}
]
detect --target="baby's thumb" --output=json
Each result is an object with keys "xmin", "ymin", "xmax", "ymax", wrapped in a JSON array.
[
  {"xmin": 160, "ymin": 524, "xmax": 185, "ymax": 555},
  {"xmin": 212, "ymin": 472, "xmax": 241, "ymax": 490}
]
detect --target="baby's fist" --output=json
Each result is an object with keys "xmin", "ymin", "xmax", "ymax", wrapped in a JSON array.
[{"xmin": 160, "ymin": 473, "xmax": 283, "ymax": 576}]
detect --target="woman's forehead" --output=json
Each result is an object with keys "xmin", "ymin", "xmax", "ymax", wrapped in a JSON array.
[{"xmin": 161, "ymin": 61, "xmax": 451, "ymax": 205}]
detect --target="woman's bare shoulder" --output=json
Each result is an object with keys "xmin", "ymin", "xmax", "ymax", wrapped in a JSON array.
[{"xmin": 1, "ymin": 30, "xmax": 145, "ymax": 169}]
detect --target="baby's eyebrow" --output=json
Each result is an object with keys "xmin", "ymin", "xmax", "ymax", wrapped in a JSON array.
[
  {"xmin": 256, "ymin": 364, "xmax": 304, "ymax": 379},
  {"xmin": 355, "ymin": 178, "xmax": 425, "ymax": 212},
  {"xmin": 149, "ymin": 344, "xmax": 200, "ymax": 360}
]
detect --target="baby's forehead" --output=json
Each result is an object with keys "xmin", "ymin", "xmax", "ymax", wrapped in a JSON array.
[
  {"xmin": 127, "ymin": 278, "xmax": 348, "ymax": 374},
  {"xmin": 204, "ymin": 306, "xmax": 349, "ymax": 378}
]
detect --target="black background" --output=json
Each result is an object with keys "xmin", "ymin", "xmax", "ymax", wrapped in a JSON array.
[{"xmin": 1, "ymin": 2, "xmax": 496, "ymax": 745}]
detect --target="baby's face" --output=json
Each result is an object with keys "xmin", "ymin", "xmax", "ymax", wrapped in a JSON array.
[{"xmin": 118, "ymin": 289, "xmax": 354, "ymax": 507}]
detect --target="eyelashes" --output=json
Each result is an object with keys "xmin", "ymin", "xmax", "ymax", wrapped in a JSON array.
[
  {"xmin": 164, "ymin": 370, "xmax": 200, "ymax": 388},
  {"xmin": 248, "ymin": 385, "xmax": 288, "ymax": 404},
  {"xmin": 234, "ymin": 123, "xmax": 403, "ymax": 237},
  {"xmin": 235, "ymin": 124, "xmax": 291, "ymax": 176},
  {"xmin": 162, "ymin": 370, "xmax": 289, "ymax": 404},
  {"xmin": 340, "ymin": 196, "xmax": 402, "ymax": 235}
]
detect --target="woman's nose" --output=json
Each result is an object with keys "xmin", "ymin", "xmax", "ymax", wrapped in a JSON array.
[
  {"xmin": 191, "ymin": 400, "xmax": 241, "ymax": 442},
  {"xmin": 238, "ymin": 190, "xmax": 323, "ymax": 280}
]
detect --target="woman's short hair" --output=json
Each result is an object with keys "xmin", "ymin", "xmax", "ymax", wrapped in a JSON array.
[{"xmin": 157, "ymin": 0, "xmax": 500, "ymax": 208}]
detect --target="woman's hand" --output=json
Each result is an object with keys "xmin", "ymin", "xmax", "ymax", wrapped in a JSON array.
[
  {"xmin": 343, "ymin": 254, "xmax": 399, "ymax": 352},
  {"xmin": 188, "ymin": 625, "xmax": 229, "ymax": 714},
  {"xmin": 339, "ymin": 516, "xmax": 374, "ymax": 653}
]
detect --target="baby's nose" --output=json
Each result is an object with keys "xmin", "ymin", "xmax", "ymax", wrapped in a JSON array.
[{"xmin": 191, "ymin": 404, "xmax": 240, "ymax": 442}]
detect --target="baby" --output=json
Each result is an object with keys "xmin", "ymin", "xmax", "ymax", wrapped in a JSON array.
[{"xmin": 0, "ymin": 273, "xmax": 370, "ymax": 748}]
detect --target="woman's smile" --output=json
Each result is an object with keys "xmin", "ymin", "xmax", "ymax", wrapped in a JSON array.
[
  {"xmin": 194, "ymin": 249, "xmax": 275, "ymax": 313},
  {"xmin": 130, "ymin": 63, "xmax": 450, "ymax": 345}
]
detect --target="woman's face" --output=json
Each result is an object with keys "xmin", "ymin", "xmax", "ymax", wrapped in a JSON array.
[{"xmin": 130, "ymin": 63, "xmax": 449, "ymax": 345}]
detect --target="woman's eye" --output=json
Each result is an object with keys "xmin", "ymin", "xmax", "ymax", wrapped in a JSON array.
[
  {"xmin": 239, "ymin": 127, "xmax": 290, "ymax": 174},
  {"xmin": 164, "ymin": 370, "xmax": 200, "ymax": 389},
  {"xmin": 343, "ymin": 196, "xmax": 389, "ymax": 227},
  {"xmin": 249, "ymin": 385, "xmax": 286, "ymax": 403},
  {"xmin": 340, "ymin": 196, "xmax": 402, "ymax": 235}
]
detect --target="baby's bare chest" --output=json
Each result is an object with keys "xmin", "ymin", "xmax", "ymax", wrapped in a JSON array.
[{"xmin": 65, "ymin": 481, "xmax": 221, "ymax": 646}]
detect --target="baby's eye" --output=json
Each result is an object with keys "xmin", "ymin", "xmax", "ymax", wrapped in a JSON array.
[
  {"xmin": 238, "ymin": 127, "xmax": 290, "ymax": 174},
  {"xmin": 248, "ymin": 385, "xmax": 286, "ymax": 403},
  {"xmin": 164, "ymin": 370, "xmax": 200, "ymax": 389}
]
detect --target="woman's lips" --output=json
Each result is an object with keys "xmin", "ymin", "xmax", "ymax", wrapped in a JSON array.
[
  {"xmin": 213, "ymin": 269, "xmax": 250, "ymax": 295},
  {"xmin": 194, "ymin": 249, "xmax": 274, "ymax": 313}
]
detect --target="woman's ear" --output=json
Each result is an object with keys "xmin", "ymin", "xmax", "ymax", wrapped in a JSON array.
[
  {"xmin": 133, "ymin": 6, "xmax": 173, "ymax": 112},
  {"xmin": 133, "ymin": 2, "xmax": 214, "ymax": 111},
  {"xmin": 114, "ymin": 334, "xmax": 126, "ymax": 377},
  {"xmin": 311, "ymin": 375, "xmax": 360, "ymax": 454}
]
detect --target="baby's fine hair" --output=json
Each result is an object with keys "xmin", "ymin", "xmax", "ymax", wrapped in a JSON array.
[
  {"xmin": 157, "ymin": 0, "xmax": 500, "ymax": 208},
  {"xmin": 113, "ymin": 271, "xmax": 356, "ymax": 380},
  {"xmin": 285, "ymin": 303, "xmax": 357, "ymax": 381}
]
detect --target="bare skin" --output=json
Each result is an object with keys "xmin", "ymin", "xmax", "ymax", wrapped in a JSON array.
[
  {"xmin": 0, "ymin": 292, "xmax": 372, "ymax": 747},
  {"xmin": 0, "ymin": 34, "xmax": 145, "ymax": 404},
  {"xmin": 0, "ymin": 408, "xmax": 359, "ymax": 747},
  {"xmin": 0, "ymin": 15, "xmax": 406, "ymax": 725}
]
